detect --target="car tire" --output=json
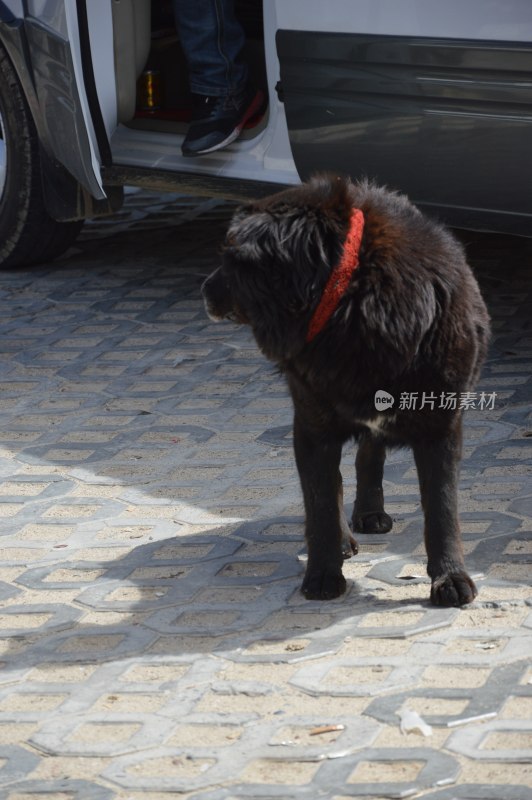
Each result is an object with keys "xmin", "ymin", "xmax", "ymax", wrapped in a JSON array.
[{"xmin": 0, "ymin": 44, "xmax": 83, "ymax": 270}]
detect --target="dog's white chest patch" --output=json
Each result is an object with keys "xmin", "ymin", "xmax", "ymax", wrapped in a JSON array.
[{"xmin": 357, "ymin": 414, "xmax": 396, "ymax": 434}]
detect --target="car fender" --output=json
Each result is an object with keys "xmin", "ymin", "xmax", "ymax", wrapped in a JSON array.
[{"xmin": 0, "ymin": 5, "xmax": 122, "ymax": 221}]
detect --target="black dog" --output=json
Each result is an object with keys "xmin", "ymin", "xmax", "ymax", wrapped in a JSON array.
[{"xmin": 202, "ymin": 175, "xmax": 490, "ymax": 607}]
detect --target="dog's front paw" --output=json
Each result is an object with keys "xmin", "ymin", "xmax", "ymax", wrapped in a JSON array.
[
  {"xmin": 430, "ymin": 571, "xmax": 477, "ymax": 607},
  {"xmin": 301, "ymin": 568, "xmax": 346, "ymax": 600},
  {"xmin": 352, "ymin": 511, "xmax": 393, "ymax": 534}
]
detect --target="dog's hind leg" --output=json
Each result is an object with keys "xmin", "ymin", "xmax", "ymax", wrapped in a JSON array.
[
  {"xmin": 339, "ymin": 478, "xmax": 358, "ymax": 559},
  {"xmin": 412, "ymin": 421, "xmax": 477, "ymax": 607},
  {"xmin": 293, "ymin": 416, "xmax": 347, "ymax": 600},
  {"xmin": 352, "ymin": 431, "xmax": 393, "ymax": 534}
]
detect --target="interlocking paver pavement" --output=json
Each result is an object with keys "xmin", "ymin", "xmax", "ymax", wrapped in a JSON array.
[{"xmin": 0, "ymin": 188, "xmax": 530, "ymax": 799}]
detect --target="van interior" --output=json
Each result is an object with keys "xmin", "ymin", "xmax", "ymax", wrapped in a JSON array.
[{"xmin": 112, "ymin": 0, "xmax": 268, "ymax": 141}]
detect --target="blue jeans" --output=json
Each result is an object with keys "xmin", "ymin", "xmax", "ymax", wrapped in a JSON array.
[{"xmin": 172, "ymin": 0, "xmax": 248, "ymax": 97}]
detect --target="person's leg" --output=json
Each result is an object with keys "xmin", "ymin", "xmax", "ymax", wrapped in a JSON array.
[
  {"xmin": 172, "ymin": 0, "xmax": 247, "ymax": 96},
  {"xmin": 172, "ymin": 0, "xmax": 264, "ymax": 155}
]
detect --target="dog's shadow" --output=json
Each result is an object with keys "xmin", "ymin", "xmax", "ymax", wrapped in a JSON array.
[{"xmin": 2, "ymin": 492, "xmax": 525, "ymax": 679}]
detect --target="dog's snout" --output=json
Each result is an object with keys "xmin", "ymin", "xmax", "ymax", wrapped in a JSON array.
[
  {"xmin": 201, "ymin": 267, "xmax": 235, "ymax": 322},
  {"xmin": 200, "ymin": 269, "xmax": 218, "ymax": 298}
]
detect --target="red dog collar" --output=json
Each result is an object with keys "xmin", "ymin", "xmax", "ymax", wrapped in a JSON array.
[{"xmin": 306, "ymin": 208, "xmax": 365, "ymax": 343}]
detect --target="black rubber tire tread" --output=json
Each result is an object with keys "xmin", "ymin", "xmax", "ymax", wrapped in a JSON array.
[{"xmin": 0, "ymin": 44, "xmax": 83, "ymax": 270}]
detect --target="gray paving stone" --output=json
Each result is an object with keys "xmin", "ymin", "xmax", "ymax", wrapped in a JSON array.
[
  {"xmin": 0, "ymin": 745, "xmax": 40, "ymax": 784},
  {"xmin": 446, "ymin": 719, "xmax": 532, "ymax": 761},
  {"xmin": 290, "ymin": 657, "xmax": 425, "ymax": 698},
  {"xmin": 0, "ymin": 603, "xmax": 82, "ymax": 637},
  {"xmin": 0, "ymin": 582, "xmax": 21, "ymax": 602},
  {"xmin": 29, "ymin": 710, "xmax": 177, "ymax": 757},
  {"xmin": 0, "ymin": 780, "xmax": 114, "ymax": 799},
  {"xmin": 5, "ymin": 625, "xmax": 159, "ymax": 670},
  {"xmin": 102, "ymin": 715, "xmax": 381, "ymax": 793},
  {"xmin": 365, "ymin": 660, "xmax": 531, "ymax": 728},
  {"xmin": 422, "ymin": 785, "xmax": 532, "ymax": 800},
  {"xmin": 187, "ymin": 747, "xmax": 460, "ymax": 799}
]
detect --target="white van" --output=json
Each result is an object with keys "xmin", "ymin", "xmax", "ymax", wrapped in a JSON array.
[{"xmin": 1, "ymin": 0, "xmax": 531, "ymax": 269}]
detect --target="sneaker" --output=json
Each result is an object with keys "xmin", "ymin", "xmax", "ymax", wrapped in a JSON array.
[{"xmin": 182, "ymin": 87, "xmax": 265, "ymax": 157}]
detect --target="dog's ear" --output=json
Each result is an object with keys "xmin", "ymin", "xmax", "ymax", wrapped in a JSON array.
[
  {"xmin": 308, "ymin": 173, "xmax": 353, "ymax": 222},
  {"xmin": 228, "ymin": 203, "xmax": 256, "ymax": 228}
]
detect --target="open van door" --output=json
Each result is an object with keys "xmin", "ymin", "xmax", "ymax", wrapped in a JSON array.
[
  {"xmin": 17, "ymin": 0, "xmax": 118, "ymax": 200},
  {"xmin": 0, "ymin": 0, "xmax": 125, "ymax": 267},
  {"xmin": 275, "ymin": 0, "xmax": 532, "ymax": 234}
]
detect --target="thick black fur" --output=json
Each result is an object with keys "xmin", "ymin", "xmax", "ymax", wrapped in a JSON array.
[{"xmin": 202, "ymin": 175, "xmax": 490, "ymax": 607}]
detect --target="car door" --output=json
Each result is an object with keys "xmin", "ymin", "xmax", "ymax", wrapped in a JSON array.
[
  {"xmin": 274, "ymin": 0, "xmax": 532, "ymax": 234},
  {"xmin": 3, "ymin": 0, "xmax": 116, "ymax": 200}
]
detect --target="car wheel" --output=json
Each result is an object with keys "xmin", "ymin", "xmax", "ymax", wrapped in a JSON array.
[{"xmin": 0, "ymin": 44, "xmax": 83, "ymax": 270}]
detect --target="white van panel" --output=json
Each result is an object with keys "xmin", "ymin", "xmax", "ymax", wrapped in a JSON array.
[
  {"xmin": 273, "ymin": 0, "xmax": 532, "ymax": 43},
  {"xmin": 23, "ymin": 0, "xmax": 107, "ymax": 197},
  {"xmin": 85, "ymin": 0, "xmax": 117, "ymax": 140}
]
